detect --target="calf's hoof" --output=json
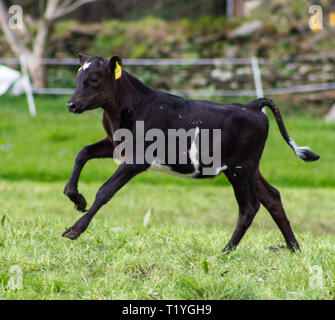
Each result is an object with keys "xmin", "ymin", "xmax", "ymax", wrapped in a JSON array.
[
  {"xmin": 64, "ymin": 190, "xmax": 87, "ymax": 212},
  {"xmin": 62, "ymin": 227, "xmax": 82, "ymax": 240},
  {"xmin": 221, "ymin": 244, "xmax": 235, "ymax": 255},
  {"xmin": 288, "ymin": 242, "xmax": 301, "ymax": 252},
  {"xmin": 73, "ymin": 193, "xmax": 87, "ymax": 212}
]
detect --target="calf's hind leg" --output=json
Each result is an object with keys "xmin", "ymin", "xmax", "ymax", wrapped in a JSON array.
[
  {"xmin": 255, "ymin": 170, "xmax": 300, "ymax": 252},
  {"xmin": 222, "ymin": 168, "xmax": 261, "ymax": 253}
]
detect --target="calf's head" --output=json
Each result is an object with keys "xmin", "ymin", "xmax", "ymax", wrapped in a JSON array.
[{"xmin": 67, "ymin": 54, "xmax": 123, "ymax": 114}]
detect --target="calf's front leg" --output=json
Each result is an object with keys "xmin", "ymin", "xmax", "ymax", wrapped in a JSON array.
[
  {"xmin": 64, "ymin": 138, "xmax": 114, "ymax": 212},
  {"xmin": 62, "ymin": 163, "xmax": 148, "ymax": 240}
]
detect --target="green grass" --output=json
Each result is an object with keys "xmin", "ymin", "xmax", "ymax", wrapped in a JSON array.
[
  {"xmin": 0, "ymin": 181, "xmax": 335, "ymax": 300},
  {"xmin": 0, "ymin": 95, "xmax": 334, "ymax": 300}
]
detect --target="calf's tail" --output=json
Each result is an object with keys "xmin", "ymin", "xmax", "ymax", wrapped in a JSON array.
[{"xmin": 246, "ymin": 98, "xmax": 320, "ymax": 162}]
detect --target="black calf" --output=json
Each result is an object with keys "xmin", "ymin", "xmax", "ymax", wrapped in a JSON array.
[{"xmin": 62, "ymin": 54, "xmax": 320, "ymax": 252}]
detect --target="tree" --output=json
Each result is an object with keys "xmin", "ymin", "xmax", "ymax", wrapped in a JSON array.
[
  {"xmin": 0, "ymin": 0, "xmax": 99, "ymax": 88},
  {"xmin": 225, "ymin": 0, "xmax": 244, "ymax": 18}
]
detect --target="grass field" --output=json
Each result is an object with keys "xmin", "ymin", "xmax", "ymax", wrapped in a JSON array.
[{"xmin": 0, "ymin": 95, "xmax": 334, "ymax": 299}]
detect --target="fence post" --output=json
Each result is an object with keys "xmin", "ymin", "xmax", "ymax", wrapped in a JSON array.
[
  {"xmin": 250, "ymin": 56, "xmax": 265, "ymax": 113},
  {"xmin": 19, "ymin": 55, "xmax": 36, "ymax": 117}
]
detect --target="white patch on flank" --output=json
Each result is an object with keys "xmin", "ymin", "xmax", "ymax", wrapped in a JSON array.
[
  {"xmin": 113, "ymin": 158, "xmax": 122, "ymax": 165},
  {"xmin": 215, "ymin": 165, "xmax": 228, "ymax": 175},
  {"xmin": 189, "ymin": 127, "xmax": 200, "ymax": 176},
  {"xmin": 149, "ymin": 127, "xmax": 201, "ymax": 178},
  {"xmin": 289, "ymin": 139, "xmax": 312, "ymax": 161},
  {"xmin": 83, "ymin": 62, "xmax": 92, "ymax": 70},
  {"xmin": 150, "ymin": 160, "xmax": 194, "ymax": 178}
]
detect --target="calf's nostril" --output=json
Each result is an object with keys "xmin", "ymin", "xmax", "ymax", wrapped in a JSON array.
[{"xmin": 67, "ymin": 102, "xmax": 76, "ymax": 110}]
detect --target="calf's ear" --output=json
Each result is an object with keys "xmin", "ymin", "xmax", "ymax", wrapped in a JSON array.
[
  {"xmin": 108, "ymin": 56, "xmax": 123, "ymax": 80},
  {"xmin": 77, "ymin": 53, "xmax": 89, "ymax": 65}
]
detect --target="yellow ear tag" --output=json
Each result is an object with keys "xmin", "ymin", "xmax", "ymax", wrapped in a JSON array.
[
  {"xmin": 115, "ymin": 61, "xmax": 122, "ymax": 80},
  {"xmin": 78, "ymin": 66, "xmax": 83, "ymax": 73}
]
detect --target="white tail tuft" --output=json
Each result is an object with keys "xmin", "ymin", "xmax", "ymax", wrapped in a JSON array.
[{"xmin": 289, "ymin": 139, "xmax": 320, "ymax": 162}]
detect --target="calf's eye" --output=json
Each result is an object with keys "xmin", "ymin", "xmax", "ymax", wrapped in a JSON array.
[{"xmin": 91, "ymin": 77, "xmax": 98, "ymax": 83}]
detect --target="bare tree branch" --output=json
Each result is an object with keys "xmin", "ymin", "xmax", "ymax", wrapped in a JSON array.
[
  {"xmin": 44, "ymin": 0, "xmax": 61, "ymax": 21},
  {"xmin": 21, "ymin": 15, "xmax": 33, "ymax": 43},
  {"xmin": 0, "ymin": 0, "xmax": 30, "ymax": 56},
  {"xmin": 53, "ymin": 0, "xmax": 99, "ymax": 19},
  {"xmin": 0, "ymin": 0, "xmax": 99, "ymax": 87},
  {"xmin": 33, "ymin": 18, "xmax": 50, "ymax": 58},
  {"xmin": 57, "ymin": 0, "xmax": 73, "ymax": 13}
]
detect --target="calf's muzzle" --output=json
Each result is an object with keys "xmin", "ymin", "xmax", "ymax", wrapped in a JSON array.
[{"xmin": 67, "ymin": 101, "xmax": 82, "ymax": 114}]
